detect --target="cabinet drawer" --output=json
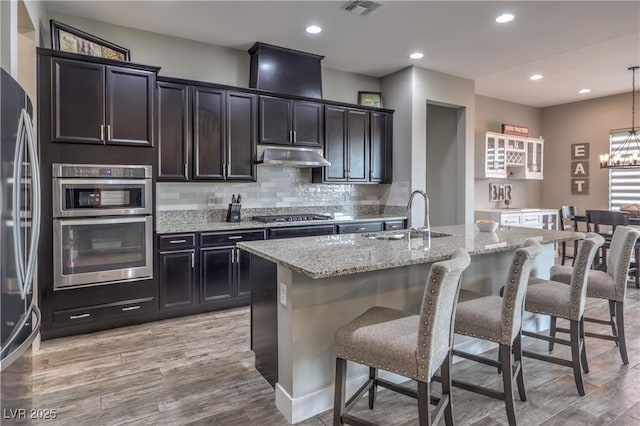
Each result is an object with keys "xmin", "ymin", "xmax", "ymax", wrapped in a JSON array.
[
  {"xmin": 158, "ymin": 234, "xmax": 196, "ymax": 250},
  {"xmin": 269, "ymin": 225, "xmax": 335, "ymax": 239},
  {"xmin": 337, "ymin": 222, "xmax": 383, "ymax": 234},
  {"xmin": 201, "ymin": 230, "xmax": 266, "ymax": 247},
  {"xmin": 53, "ymin": 297, "xmax": 155, "ymax": 326},
  {"xmin": 500, "ymin": 214, "xmax": 521, "ymax": 226},
  {"xmin": 384, "ymin": 220, "xmax": 406, "ymax": 231},
  {"xmin": 522, "ymin": 213, "xmax": 542, "ymax": 228}
]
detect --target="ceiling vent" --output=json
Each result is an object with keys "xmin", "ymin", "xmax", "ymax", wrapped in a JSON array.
[{"xmin": 341, "ymin": 0, "xmax": 381, "ymax": 16}]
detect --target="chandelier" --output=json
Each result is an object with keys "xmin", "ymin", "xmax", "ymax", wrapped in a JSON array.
[{"xmin": 600, "ymin": 66, "xmax": 640, "ymax": 169}]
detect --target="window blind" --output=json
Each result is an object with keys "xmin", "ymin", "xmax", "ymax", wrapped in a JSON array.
[{"xmin": 609, "ymin": 130, "xmax": 640, "ymax": 210}]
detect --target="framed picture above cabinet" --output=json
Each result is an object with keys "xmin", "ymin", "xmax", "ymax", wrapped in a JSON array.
[{"xmin": 50, "ymin": 20, "xmax": 130, "ymax": 61}]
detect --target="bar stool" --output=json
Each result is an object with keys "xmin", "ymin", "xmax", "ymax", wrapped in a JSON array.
[
  {"xmin": 548, "ymin": 226, "xmax": 640, "ymax": 365},
  {"xmin": 333, "ymin": 249, "xmax": 471, "ymax": 426},
  {"xmin": 451, "ymin": 239, "xmax": 542, "ymax": 426},
  {"xmin": 585, "ymin": 210, "xmax": 629, "ymax": 268},
  {"xmin": 559, "ymin": 206, "xmax": 579, "ymax": 265},
  {"xmin": 522, "ymin": 233, "xmax": 604, "ymax": 396}
]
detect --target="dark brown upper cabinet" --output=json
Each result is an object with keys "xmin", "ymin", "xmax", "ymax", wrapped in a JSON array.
[
  {"xmin": 312, "ymin": 106, "xmax": 369, "ymax": 183},
  {"xmin": 370, "ymin": 111, "xmax": 393, "ymax": 183},
  {"xmin": 51, "ymin": 57, "xmax": 155, "ymax": 146},
  {"xmin": 157, "ymin": 79, "xmax": 256, "ymax": 182},
  {"xmin": 259, "ymin": 96, "xmax": 323, "ymax": 147}
]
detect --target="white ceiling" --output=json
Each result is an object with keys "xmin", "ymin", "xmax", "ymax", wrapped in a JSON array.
[{"xmin": 45, "ymin": 1, "xmax": 640, "ymax": 108}]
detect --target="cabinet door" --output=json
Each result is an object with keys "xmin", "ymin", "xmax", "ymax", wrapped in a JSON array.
[
  {"xmin": 259, "ymin": 96, "xmax": 291, "ymax": 145},
  {"xmin": 200, "ymin": 247, "xmax": 234, "ymax": 303},
  {"xmin": 526, "ymin": 139, "xmax": 544, "ymax": 179},
  {"xmin": 292, "ymin": 101, "xmax": 323, "ymax": 147},
  {"xmin": 106, "ymin": 66, "xmax": 154, "ymax": 146},
  {"xmin": 485, "ymin": 134, "xmax": 507, "ymax": 178},
  {"xmin": 51, "ymin": 58, "xmax": 105, "ymax": 144},
  {"xmin": 157, "ymin": 82, "xmax": 190, "ymax": 180},
  {"xmin": 236, "ymin": 248, "xmax": 252, "ymax": 298},
  {"xmin": 370, "ymin": 111, "xmax": 392, "ymax": 183},
  {"xmin": 323, "ymin": 106, "xmax": 348, "ymax": 181},
  {"xmin": 159, "ymin": 250, "xmax": 196, "ymax": 310},
  {"xmin": 346, "ymin": 109, "xmax": 369, "ymax": 182},
  {"xmin": 226, "ymin": 92, "xmax": 257, "ymax": 181},
  {"xmin": 193, "ymin": 87, "xmax": 225, "ymax": 180}
]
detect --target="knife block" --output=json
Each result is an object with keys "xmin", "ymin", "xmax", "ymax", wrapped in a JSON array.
[{"xmin": 226, "ymin": 203, "xmax": 241, "ymax": 222}]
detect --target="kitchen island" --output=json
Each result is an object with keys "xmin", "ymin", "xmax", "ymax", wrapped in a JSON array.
[{"xmin": 238, "ymin": 224, "xmax": 581, "ymax": 424}]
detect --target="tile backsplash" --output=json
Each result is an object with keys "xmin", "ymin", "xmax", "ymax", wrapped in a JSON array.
[{"xmin": 157, "ymin": 167, "xmax": 402, "ymax": 211}]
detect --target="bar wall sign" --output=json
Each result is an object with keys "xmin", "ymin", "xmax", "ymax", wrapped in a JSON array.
[{"xmin": 571, "ymin": 143, "xmax": 589, "ymax": 195}]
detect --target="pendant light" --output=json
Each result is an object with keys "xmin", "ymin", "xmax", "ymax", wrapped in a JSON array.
[{"xmin": 600, "ymin": 66, "xmax": 640, "ymax": 169}]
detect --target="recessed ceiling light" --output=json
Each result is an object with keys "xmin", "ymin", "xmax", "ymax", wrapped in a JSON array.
[
  {"xmin": 305, "ymin": 25, "xmax": 322, "ymax": 34},
  {"xmin": 496, "ymin": 13, "xmax": 514, "ymax": 23},
  {"xmin": 530, "ymin": 74, "xmax": 543, "ymax": 81},
  {"xmin": 578, "ymin": 88, "xmax": 591, "ymax": 94},
  {"xmin": 409, "ymin": 52, "xmax": 424, "ymax": 59}
]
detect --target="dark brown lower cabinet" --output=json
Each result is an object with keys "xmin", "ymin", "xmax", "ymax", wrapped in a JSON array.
[
  {"xmin": 159, "ymin": 249, "xmax": 196, "ymax": 310},
  {"xmin": 200, "ymin": 247, "xmax": 234, "ymax": 304}
]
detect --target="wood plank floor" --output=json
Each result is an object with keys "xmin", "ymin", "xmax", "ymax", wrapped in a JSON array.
[{"xmin": 15, "ymin": 282, "xmax": 640, "ymax": 425}]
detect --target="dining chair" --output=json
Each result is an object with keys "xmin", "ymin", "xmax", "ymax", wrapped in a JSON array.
[
  {"xmin": 333, "ymin": 249, "xmax": 471, "ymax": 426},
  {"xmin": 559, "ymin": 206, "xmax": 579, "ymax": 265},
  {"xmin": 549, "ymin": 226, "xmax": 640, "ymax": 364},
  {"xmin": 522, "ymin": 233, "xmax": 604, "ymax": 396},
  {"xmin": 585, "ymin": 210, "xmax": 629, "ymax": 269},
  {"xmin": 452, "ymin": 239, "xmax": 542, "ymax": 426}
]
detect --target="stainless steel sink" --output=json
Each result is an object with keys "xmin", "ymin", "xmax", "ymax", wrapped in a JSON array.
[{"xmin": 364, "ymin": 231, "xmax": 453, "ymax": 240}]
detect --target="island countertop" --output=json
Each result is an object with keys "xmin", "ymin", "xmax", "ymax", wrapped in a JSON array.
[{"xmin": 237, "ymin": 224, "xmax": 582, "ymax": 279}]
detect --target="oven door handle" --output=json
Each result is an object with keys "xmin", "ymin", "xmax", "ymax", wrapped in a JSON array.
[
  {"xmin": 54, "ymin": 216, "xmax": 152, "ymax": 226},
  {"xmin": 54, "ymin": 178, "xmax": 151, "ymax": 186}
]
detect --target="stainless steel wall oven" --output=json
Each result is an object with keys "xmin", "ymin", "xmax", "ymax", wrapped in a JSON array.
[{"xmin": 52, "ymin": 164, "xmax": 153, "ymax": 290}]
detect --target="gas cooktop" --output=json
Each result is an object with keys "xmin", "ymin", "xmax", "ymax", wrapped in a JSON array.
[{"xmin": 252, "ymin": 214, "xmax": 332, "ymax": 223}]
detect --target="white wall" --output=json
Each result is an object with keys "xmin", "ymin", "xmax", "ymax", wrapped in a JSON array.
[
  {"xmin": 474, "ymin": 95, "xmax": 543, "ymax": 209},
  {"xmin": 541, "ymin": 91, "xmax": 637, "ymax": 212}
]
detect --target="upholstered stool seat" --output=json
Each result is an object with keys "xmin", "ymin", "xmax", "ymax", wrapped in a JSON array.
[
  {"xmin": 335, "ymin": 307, "xmax": 423, "ymax": 380},
  {"xmin": 547, "ymin": 226, "xmax": 640, "ymax": 365},
  {"xmin": 522, "ymin": 233, "xmax": 604, "ymax": 396},
  {"xmin": 451, "ymin": 239, "xmax": 543, "ymax": 426},
  {"xmin": 333, "ymin": 249, "xmax": 471, "ymax": 426},
  {"xmin": 454, "ymin": 292, "xmax": 503, "ymax": 342}
]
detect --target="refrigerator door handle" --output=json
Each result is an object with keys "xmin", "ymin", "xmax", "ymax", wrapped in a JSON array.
[
  {"xmin": 21, "ymin": 109, "xmax": 40, "ymax": 300},
  {"xmin": 11, "ymin": 111, "xmax": 27, "ymax": 297},
  {"xmin": 0, "ymin": 304, "xmax": 41, "ymax": 372}
]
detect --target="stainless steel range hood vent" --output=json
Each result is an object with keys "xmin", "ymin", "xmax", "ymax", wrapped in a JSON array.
[{"xmin": 256, "ymin": 146, "xmax": 331, "ymax": 168}]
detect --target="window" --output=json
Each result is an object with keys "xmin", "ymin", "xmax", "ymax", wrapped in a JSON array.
[{"xmin": 608, "ymin": 130, "xmax": 640, "ymax": 210}]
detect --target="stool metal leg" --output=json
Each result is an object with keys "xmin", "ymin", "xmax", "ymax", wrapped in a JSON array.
[
  {"xmin": 499, "ymin": 344, "xmax": 517, "ymax": 426},
  {"xmin": 615, "ymin": 301, "xmax": 629, "ymax": 365},
  {"xmin": 548, "ymin": 316, "xmax": 557, "ymax": 351},
  {"xmin": 333, "ymin": 358, "xmax": 347, "ymax": 426},
  {"xmin": 570, "ymin": 320, "xmax": 586, "ymax": 396},
  {"xmin": 513, "ymin": 332, "xmax": 527, "ymax": 402},
  {"xmin": 368, "ymin": 367, "xmax": 377, "ymax": 409},
  {"xmin": 417, "ymin": 380, "xmax": 432, "ymax": 426},
  {"xmin": 441, "ymin": 352, "xmax": 454, "ymax": 426}
]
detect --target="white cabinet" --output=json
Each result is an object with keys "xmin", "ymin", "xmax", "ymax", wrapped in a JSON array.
[
  {"xmin": 475, "ymin": 209, "xmax": 557, "ymax": 230},
  {"xmin": 476, "ymin": 132, "xmax": 544, "ymax": 180}
]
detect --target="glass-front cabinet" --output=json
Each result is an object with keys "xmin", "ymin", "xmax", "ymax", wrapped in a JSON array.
[
  {"xmin": 476, "ymin": 132, "xmax": 544, "ymax": 180},
  {"xmin": 477, "ymin": 132, "xmax": 507, "ymax": 178},
  {"xmin": 525, "ymin": 138, "xmax": 544, "ymax": 179}
]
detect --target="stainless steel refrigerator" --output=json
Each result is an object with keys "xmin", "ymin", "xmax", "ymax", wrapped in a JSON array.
[{"xmin": 0, "ymin": 68, "xmax": 42, "ymax": 417}]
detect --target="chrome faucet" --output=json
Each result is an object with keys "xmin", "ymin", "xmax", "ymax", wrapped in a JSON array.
[{"xmin": 407, "ymin": 190, "xmax": 431, "ymax": 233}]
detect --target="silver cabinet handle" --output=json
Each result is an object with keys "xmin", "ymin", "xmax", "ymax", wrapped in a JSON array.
[
  {"xmin": 184, "ymin": 163, "xmax": 188, "ymax": 178},
  {"xmin": 293, "ymin": 130, "xmax": 296, "ymax": 143},
  {"xmin": 169, "ymin": 239, "xmax": 187, "ymax": 244},
  {"xmin": 100, "ymin": 124, "xmax": 105, "ymax": 141},
  {"xmin": 107, "ymin": 124, "xmax": 112, "ymax": 142},
  {"xmin": 122, "ymin": 306, "xmax": 140, "ymax": 312},
  {"xmin": 191, "ymin": 252, "xmax": 195, "ymax": 268},
  {"xmin": 356, "ymin": 227, "xmax": 367, "ymax": 231},
  {"xmin": 69, "ymin": 313, "xmax": 90, "ymax": 320},
  {"xmin": 227, "ymin": 236, "xmax": 243, "ymax": 240}
]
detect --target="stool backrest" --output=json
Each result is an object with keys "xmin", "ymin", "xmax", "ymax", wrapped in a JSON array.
[
  {"xmin": 568, "ymin": 233, "xmax": 605, "ymax": 319},
  {"xmin": 607, "ymin": 226, "xmax": 640, "ymax": 301},
  {"xmin": 501, "ymin": 239, "xmax": 543, "ymax": 344},
  {"xmin": 417, "ymin": 248, "xmax": 470, "ymax": 379},
  {"xmin": 585, "ymin": 210, "xmax": 629, "ymax": 234},
  {"xmin": 559, "ymin": 206, "xmax": 579, "ymax": 231}
]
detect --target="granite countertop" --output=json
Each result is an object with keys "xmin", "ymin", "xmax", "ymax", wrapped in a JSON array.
[
  {"xmin": 475, "ymin": 208, "xmax": 558, "ymax": 213},
  {"xmin": 156, "ymin": 213, "xmax": 407, "ymax": 234},
  {"xmin": 237, "ymin": 224, "xmax": 582, "ymax": 279}
]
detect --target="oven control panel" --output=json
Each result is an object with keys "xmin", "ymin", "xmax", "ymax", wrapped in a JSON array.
[{"xmin": 53, "ymin": 164, "xmax": 152, "ymax": 179}]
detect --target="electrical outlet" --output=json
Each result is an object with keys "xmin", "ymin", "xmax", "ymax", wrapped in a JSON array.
[
  {"xmin": 279, "ymin": 283, "xmax": 287, "ymax": 306},
  {"xmin": 207, "ymin": 195, "xmax": 216, "ymax": 207}
]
